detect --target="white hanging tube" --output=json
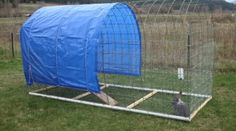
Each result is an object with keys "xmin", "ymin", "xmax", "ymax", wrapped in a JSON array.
[{"xmin": 178, "ymin": 68, "xmax": 184, "ymax": 80}]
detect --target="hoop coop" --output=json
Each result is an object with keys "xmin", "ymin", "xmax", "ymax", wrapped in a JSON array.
[{"xmin": 20, "ymin": 1, "xmax": 214, "ymax": 121}]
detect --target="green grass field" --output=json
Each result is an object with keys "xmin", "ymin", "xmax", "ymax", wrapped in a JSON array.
[{"xmin": 0, "ymin": 59, "xmax": 235, "ymax": 130}]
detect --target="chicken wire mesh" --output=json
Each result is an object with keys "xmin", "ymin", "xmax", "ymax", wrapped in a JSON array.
[
  {"xmin": 26, "ymin": 0, "xmax": 214, "ymax": 121},
  {"xmin": 89, "ymin": 0, "xmax": 214, "ymax": 121}
]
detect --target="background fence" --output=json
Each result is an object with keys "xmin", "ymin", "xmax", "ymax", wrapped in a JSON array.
[{"xmin": 1, "ymin": 13, "xmax": 235, "ymax": 73}]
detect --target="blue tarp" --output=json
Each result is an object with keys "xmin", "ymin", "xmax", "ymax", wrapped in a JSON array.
[{"xmin": 20, "ymin": 3, "xmax": 141, "ymax": 93}]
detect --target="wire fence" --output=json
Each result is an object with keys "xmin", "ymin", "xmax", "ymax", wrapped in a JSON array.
[{"xmin": 0, "ymin": 32, "xmax": 20, "ymax": 59}]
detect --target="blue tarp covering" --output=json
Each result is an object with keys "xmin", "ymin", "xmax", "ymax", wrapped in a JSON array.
[{"xmin": 20, "ymin": 3, "xmax": 141, "ymax": 93}]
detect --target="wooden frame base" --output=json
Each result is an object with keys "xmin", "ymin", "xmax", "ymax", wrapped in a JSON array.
[{"xmin": 28, "ymin": 84, "xmax": 212, "ymax": 122}]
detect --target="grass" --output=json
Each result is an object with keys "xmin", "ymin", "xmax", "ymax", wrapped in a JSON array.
[{"xmin": 0, "ymin": 59, "xmax": 235, "ymax": 130}]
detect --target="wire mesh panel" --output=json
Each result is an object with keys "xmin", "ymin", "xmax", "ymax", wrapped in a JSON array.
[
  {"xmin": 27, "ymin": 0, "xmax": 214, "ymax": 121},
  {"xmin": 97, "ymin": 3, "xmax": 141, "ymax": 76}
]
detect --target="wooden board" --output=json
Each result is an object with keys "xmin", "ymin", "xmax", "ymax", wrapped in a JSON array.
[
  {"xmin": 190, "ymin": 96, "xmax": 212, "ymax": 120},
  {"xmin": 72, "ymin": 85, "xmax": 106, "ymax": 100},
  {"xmin": 31, "ymin": 86, "xmax": 55, "ymax": 93},
  {"xmin": 127, "ymin": 90, "xmax": 158, "ymax": 109},
  {"xmin": 93, "ymin": 91, "xmax": 118, "ymax": 106}
]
